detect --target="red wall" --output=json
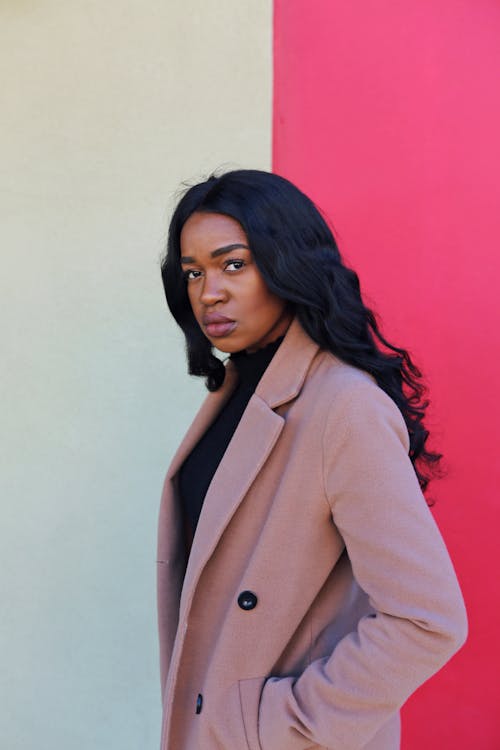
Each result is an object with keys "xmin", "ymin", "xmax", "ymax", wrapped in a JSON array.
[{"xmin": 273, "ymin": 2, "xmax": 500, "ymax": 747}]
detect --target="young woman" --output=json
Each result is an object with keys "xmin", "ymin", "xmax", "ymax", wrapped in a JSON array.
[{"xmin": 157, "ymin": 169, "xmax": 467, "ymax": 750}]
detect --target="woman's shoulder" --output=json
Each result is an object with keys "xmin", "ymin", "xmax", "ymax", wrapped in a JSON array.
[
  {"xmin": 305, "ymin": 349, "xmax": 406, "ymax": 433},
  {"xmin": 310, "ymin": 348, "xmax": 379, "ymax": 396}
]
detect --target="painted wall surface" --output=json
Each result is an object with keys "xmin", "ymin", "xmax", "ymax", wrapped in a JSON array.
[
  {"xmin": 0, "ymin": 2, "xmax": 271, "ymax": 748},
  {"xmin": 273, "ymin": 1, "xmax": 499, "ymax": 748}
]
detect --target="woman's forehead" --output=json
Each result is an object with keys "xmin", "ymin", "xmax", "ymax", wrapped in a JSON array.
[{"xmin": 180, "ymin": 212, "xmax": 248, "ymax": 256}]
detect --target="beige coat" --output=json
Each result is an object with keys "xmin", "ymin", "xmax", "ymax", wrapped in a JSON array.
[{"xmin": 157, "ymin": 317, "xmax": 467, "ymax": 750}]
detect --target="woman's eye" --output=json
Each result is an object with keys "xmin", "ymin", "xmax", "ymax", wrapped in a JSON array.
[
  {"xmin": 224, "ymin": 260, "xmax": 245, "ymax": 272},
  {"xmin": 183, "ymin": 269, "xmax": 202, "ymax": 281}
]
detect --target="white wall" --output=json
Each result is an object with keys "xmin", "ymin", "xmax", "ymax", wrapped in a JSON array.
[{"xmin": 0, "ymin": 2, "xmax": 271, "ymax": 747}]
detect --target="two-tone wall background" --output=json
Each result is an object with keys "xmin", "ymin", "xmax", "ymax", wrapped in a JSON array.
[{"xmin": 1, "ymin": 2, "xmax": 498, "ymax": 748}]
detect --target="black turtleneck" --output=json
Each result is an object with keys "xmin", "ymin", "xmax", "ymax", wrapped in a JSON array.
[{"xmin": 178, "ymin": 336, "xmax": 283, "ymax": 546}]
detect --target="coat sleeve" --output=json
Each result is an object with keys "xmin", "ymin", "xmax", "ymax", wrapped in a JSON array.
[{"xmin": 256, "ymin": 379, "xmax": 468, "ymax": 750}]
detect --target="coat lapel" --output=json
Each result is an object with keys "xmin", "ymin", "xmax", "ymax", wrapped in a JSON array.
[
  {"xmin": 165, "ymin": 364, "xmax": 238, "ymax": 482},
  {"xmin": 178, "ymin": 394, "xmax": 285, "ymax": 618},
  {"xmin": 157, "ymin": 364, "xmax": 238, "ymax": 568},
  {"xmin": 176, "ymin": 318, "xmax": 320, "ymax": 620}
]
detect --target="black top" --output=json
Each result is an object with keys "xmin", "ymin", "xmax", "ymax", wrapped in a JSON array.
[{"xmin": 178, "ymin": 337, "xmax": 283, "ymax": 546}]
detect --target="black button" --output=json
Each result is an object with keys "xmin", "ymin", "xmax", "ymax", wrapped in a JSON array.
[
  {"xmin": 238, "ymin": 590, "xmax": 258, "ymax": 610},
  {"xmin": 195, "ymin": 693, "xmax": 203, "ymax": 714}
]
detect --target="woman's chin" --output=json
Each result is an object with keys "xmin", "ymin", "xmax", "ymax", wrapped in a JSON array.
[{"xmin": 212, "ymin": 340, "xmax": 244, "ymax": 354}]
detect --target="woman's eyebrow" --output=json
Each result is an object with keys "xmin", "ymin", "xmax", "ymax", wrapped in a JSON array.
[{"xmin": 180, "ymin": 243, "xmax": 250, "ymax": 264}]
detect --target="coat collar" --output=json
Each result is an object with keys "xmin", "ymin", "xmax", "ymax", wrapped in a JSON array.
[
  {"xmin": 166, "ymin": 316, "xmax": 319, "ymax": 480},
  {"xmin": 254, "ymin": 316, "xmax": 320, "ymax": 408}
]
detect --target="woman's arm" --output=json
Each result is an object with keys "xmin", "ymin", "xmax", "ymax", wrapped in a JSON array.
[{"xmin": 256, "ymin": 381, "xmax": 467, "ymax": 750}]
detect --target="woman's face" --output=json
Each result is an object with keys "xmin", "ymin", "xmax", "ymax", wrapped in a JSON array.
[{"xmin": 180, "ymin": 212, "xmax": 292, "ymax": 353}]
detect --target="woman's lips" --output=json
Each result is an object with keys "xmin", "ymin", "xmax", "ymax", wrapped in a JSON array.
[
  {"xmin": 202, "ymin": 313, "xmax": 237, "ymax": 338},
  {"xmin": 205, "ymin": 320, "xmax": 237, "ymax": 337}
]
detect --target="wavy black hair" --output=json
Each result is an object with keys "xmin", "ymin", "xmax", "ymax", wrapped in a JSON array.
[{"xmin": 161, "ymin": 169, "xmax": 442, "ymax": 494}]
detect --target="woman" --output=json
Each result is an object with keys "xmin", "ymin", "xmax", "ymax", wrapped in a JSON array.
[{"xmin": 157, "ymin": 169, "xmax": 467, "ymax": 750}]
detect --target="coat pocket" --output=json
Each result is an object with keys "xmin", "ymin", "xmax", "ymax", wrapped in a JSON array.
[
  {"xmin": 205, "ymin": 676, "xmax": 265, "ymax": 750},
  {"xmin": 238, "ymin": 676, "xmax": 267, "ymax": 750}
]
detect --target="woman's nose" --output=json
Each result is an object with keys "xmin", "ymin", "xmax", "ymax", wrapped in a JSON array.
[{"xmin": 199, "ymin": 273, "xmax": 227, "ymax": 305}]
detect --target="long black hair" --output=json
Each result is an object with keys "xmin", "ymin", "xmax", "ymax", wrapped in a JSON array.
[{"xmin": 161, "ymin": 169, "xmax": 441, "ymax": 493}]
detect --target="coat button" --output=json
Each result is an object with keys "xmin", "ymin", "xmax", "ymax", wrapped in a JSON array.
[
  {"xmin": 195, "ymin": 693, "xmax": 203, "ymax": 714},
  {"xmin": 238, "ymin": 590, "xmax": 258, "ymax": 610}
]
